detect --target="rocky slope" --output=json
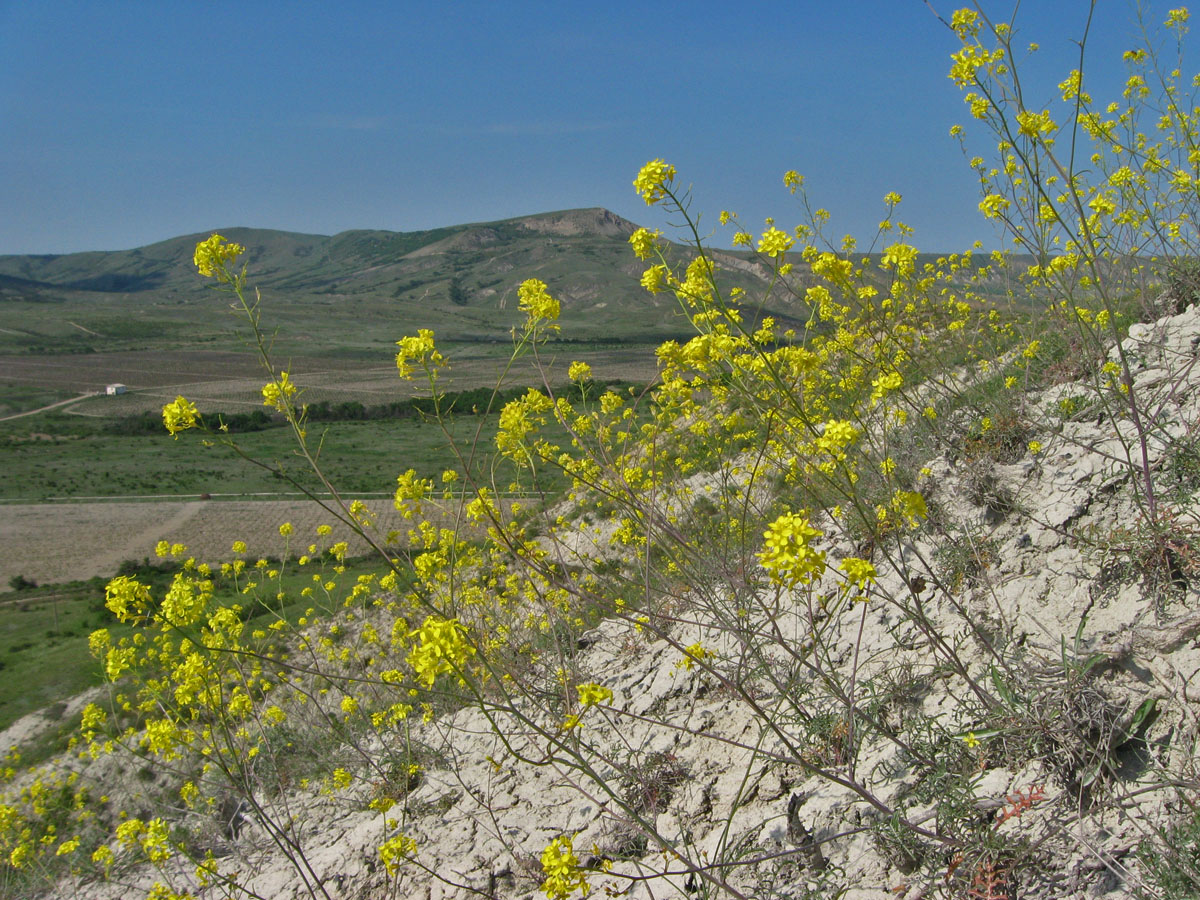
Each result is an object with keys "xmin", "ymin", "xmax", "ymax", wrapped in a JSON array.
[{"xmin": 21, "ymin": 304, "xmax": 1200, "ymax": 900}]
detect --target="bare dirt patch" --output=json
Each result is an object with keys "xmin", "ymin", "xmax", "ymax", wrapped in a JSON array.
[{"xmin": 0, "ymin": 497, "xmax": 419, "ymax": 586}]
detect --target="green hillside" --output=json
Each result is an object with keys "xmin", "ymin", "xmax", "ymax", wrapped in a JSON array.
[{"xmin": 0, "ymin": 208, "xmax": 808, "ymax": 359}]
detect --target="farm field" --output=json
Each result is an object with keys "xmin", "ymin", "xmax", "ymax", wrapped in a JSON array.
[
  {"xmin": 0, "ymin": 497, "xmax": 432, "ymax": 588},
  {"xmin": 0, "ymin": 331, "xmax": 643, "ymax": 594},
  {"xmin": 0, "ymin": 408, "xmax": 571, "ymax": 592},
  {"xmin": 0, "ymin": 341, "xmax": 661, "ymax": 417},
  {"xmin": 0, "ymin": 399, "xmax": 583, "ymax": 500}
]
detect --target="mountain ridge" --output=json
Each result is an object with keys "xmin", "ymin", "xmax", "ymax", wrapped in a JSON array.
[
  {"xmin": 0, "ymin": 208, "xmax": 641, "ymax": 284},
  {"xmin": 0, "ymin": 208, "xmax": 798, "ymax": 353}
]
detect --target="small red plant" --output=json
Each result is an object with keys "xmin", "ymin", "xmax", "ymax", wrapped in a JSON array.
[
  {"xmin": 995, "ymin": 783, "xmax": 1045, "ymax": 828},
  {"xmin": 967, "ymin": 860, "xmax": 1010, "ymax": 900}
]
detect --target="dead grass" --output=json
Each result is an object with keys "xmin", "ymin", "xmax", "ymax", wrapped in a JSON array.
[{"xmin": 0, "ymin": 497, "xmax": 469, "ymax": 587}]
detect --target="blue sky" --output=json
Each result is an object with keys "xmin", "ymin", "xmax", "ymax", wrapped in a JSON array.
[{"xmin": 0, "ymin": 2, "xmax": 1184, "ymax": 255}]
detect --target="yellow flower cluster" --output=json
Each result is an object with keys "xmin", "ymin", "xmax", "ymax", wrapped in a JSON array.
[
  {"xmin": 758, "ymin": 513, "xmax": 825, "ymax": 587},
  {"xmin": 379, "ymin": 833, "xmax": 418, "ymax": 875},
  {"xmin": 541, "ymin": 834, "xmax": 589, "ymax": 900},
  {"xmin": 675, "ymin": 642, "xmax": 712, "ymax": 672},
  {"xmin": 105, "ymin": 575, "xmax": 151, "ymax": 623},
  {"xmin": 395, "ymin": 329, "xmax": 444, "ymax": 379},
  {"xmin": 576, "ymin": 683, "xmax": 612, "ymax": 707},
  {"xmin": 838, "ymin": 557, "xmax": 877, "ymax": 599},
  {"xmin": 641, "ymin": 263, "xmax": 669, "ymax": 294},
  {"xmin": 408, "ymin": 616, "xmax": 474, "ymax": 686},
  {"xmin": 193, "ymin": 233, "xmax": 245, "ymax": 278},
  {"xmin": 162, "ymin": 395, "xmax": 199, "ymax": 438},
  {"xmin": 880, "ymin": 242, "xmax": 919, "ymax": 276},
  {"xmin": 633, "ymin": 158, "xmax": 676, "ymax": 205},
  {"xmin": 517, "ymin": 278, "xmax": 560, "ymax": 324},
  {"xmin": 496, "ymin": 388, "xmax": 554, "ymax": 463},
  {"xmin": 160, "ymin": 571, "xmax": 212, "ymax": 626},
  {"xmin": 628, "ymin": 226, "xmax": 661, "ymax": 260},
  {"xmin": 262, "ymin": 370, "xmax": 297, "ymax": 411},
  {"xmin": 757, "ymin": 226, "xmax": 794, "ymax": 258}
]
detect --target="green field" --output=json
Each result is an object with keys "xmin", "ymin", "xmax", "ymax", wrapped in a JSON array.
[{"xmin": 0, "ymin": 381, "xmax": 599, "ymax": 501}]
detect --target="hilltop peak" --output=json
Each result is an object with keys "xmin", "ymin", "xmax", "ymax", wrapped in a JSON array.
[{"xmin": 512, "ymin": 207, "xmax": 639, "ymax": 238}]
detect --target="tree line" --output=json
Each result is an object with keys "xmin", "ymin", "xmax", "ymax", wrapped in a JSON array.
[{"xmin": 103, "ymin": 380, "xmax": 640, "ymax": 436}]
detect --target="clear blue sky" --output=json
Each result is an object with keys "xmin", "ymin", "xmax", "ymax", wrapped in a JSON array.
[{"xmin": 0, "ymin": 1, "xmax": 1183, "ymax": 255}]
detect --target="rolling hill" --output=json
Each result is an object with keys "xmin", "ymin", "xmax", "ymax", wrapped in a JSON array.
[{"xmin": 0, "ymin": 208, "xmax": 801, "ymax": 357}]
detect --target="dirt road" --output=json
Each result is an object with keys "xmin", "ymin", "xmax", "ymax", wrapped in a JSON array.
[{"xmin": 0, "ymin": 392, "xmax": 99, "ymax": 421}]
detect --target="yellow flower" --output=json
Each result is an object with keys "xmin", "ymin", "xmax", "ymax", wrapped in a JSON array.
[
  {"xmin": 838, "ymin": 558, "xmax": 877, "ymax": 600},
  {"xmin": 379, "ymin": 834, "xmax": 418, "ymax": 875},
  {"xmin": 262, "ymin": 370, "xmax": 298, "ymax": 411},
  {"xmin": 496, "ymin": 388, "xmax": 553, "ymax": 462},
  {"xmin": 80, "ymin": 702, "xmax": 106, "ymax": 736},
  {"xmin": 193, "ymin": 233, "xmax": 245, "ymax": 278},
  {"xmin": 395, "ymin": 329, "xmax": 444, "ymax": 378},
  {"xmin": 628, "ymin": 227, "xmax": 661, "ymax": 260},
  {"xmin": 880, "ymin": 242, "xmax": 919, "ymax": 276},
  {"xmin": 160, "ymin": 573, "xmax": 209, "ymax": 626},
  {"xmin": 963, "ymin": 731, "xmax": 981, "ymax": 749},
  {"xmin": 105, "ymin": 575, "xmax": 151, "ymax": 623},
  {"xmin": 675, "ymin": 642, "xmax": 712, "ymax": 671},
  {"xmin": 576, "ymin": 683, "xmax": 612, "ymax": 707},
  {"xmin": 633, "ymin": 158, "xmax": 676, "ymax": 205},
  {"xmin": 1016, "ymin": 109, "xmax": 1056, "ymax": 138},
  {"xmin": 568, "ymin": 360, "xmax": 592, "ymax": 383},
  {"xmin": 408, "ymin": 616, "xmax": 474, "ymax": 686},
  {"xmin": 162, "ymin": 395, "xmax": 199, "ymax": 438},
  {"xmin": 1058, "ymin": 69, "xmax": 1087, "ymax": 102},
  {"xmin": 541, "ymin": 835, "xmax": 589, "ymax": 900},
  {"xmin": 641, "ymin": 263, "xmax": 669, "ymax": 294},
  {"xmin": 979, "ymin": 194, "xmax": 1011, "ymax": 219},
  {"xmin": 758, "ymin": 512, "xmax": 825, "ymax": 587},
  {"xmin": 517, "ymin": 278, "xmax": 560, "ymax": 323},
  {"xmin": 757, "ymin": 226, "xmax": 794, "ymax": 258},
  {"xmin": 890, "ymin": 490, "xmax": 928, "ymax": 528},
  {"xmin": 91, "ymin": 844, "xmax": 114, "ymax": 870},
  {"xmin": 870, "ymin": 371, "xmax": 903, "ymax": 405},
  {"xmin": 950, "ymin": 8, "xmax": 979, "ymax": 38}
]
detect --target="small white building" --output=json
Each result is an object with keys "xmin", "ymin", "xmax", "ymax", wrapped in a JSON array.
[{"xmin": 106, "ymin": 383, "xmax": 127, "ymax": 396}]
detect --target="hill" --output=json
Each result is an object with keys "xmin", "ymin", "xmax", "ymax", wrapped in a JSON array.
[
  {"xmin": 0, "ymin": 208, "xmax": 806, "ymax": 359},
  {"xmin": 5, "ymin": 290, "xmax": 1200, "ymax": 900}
]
